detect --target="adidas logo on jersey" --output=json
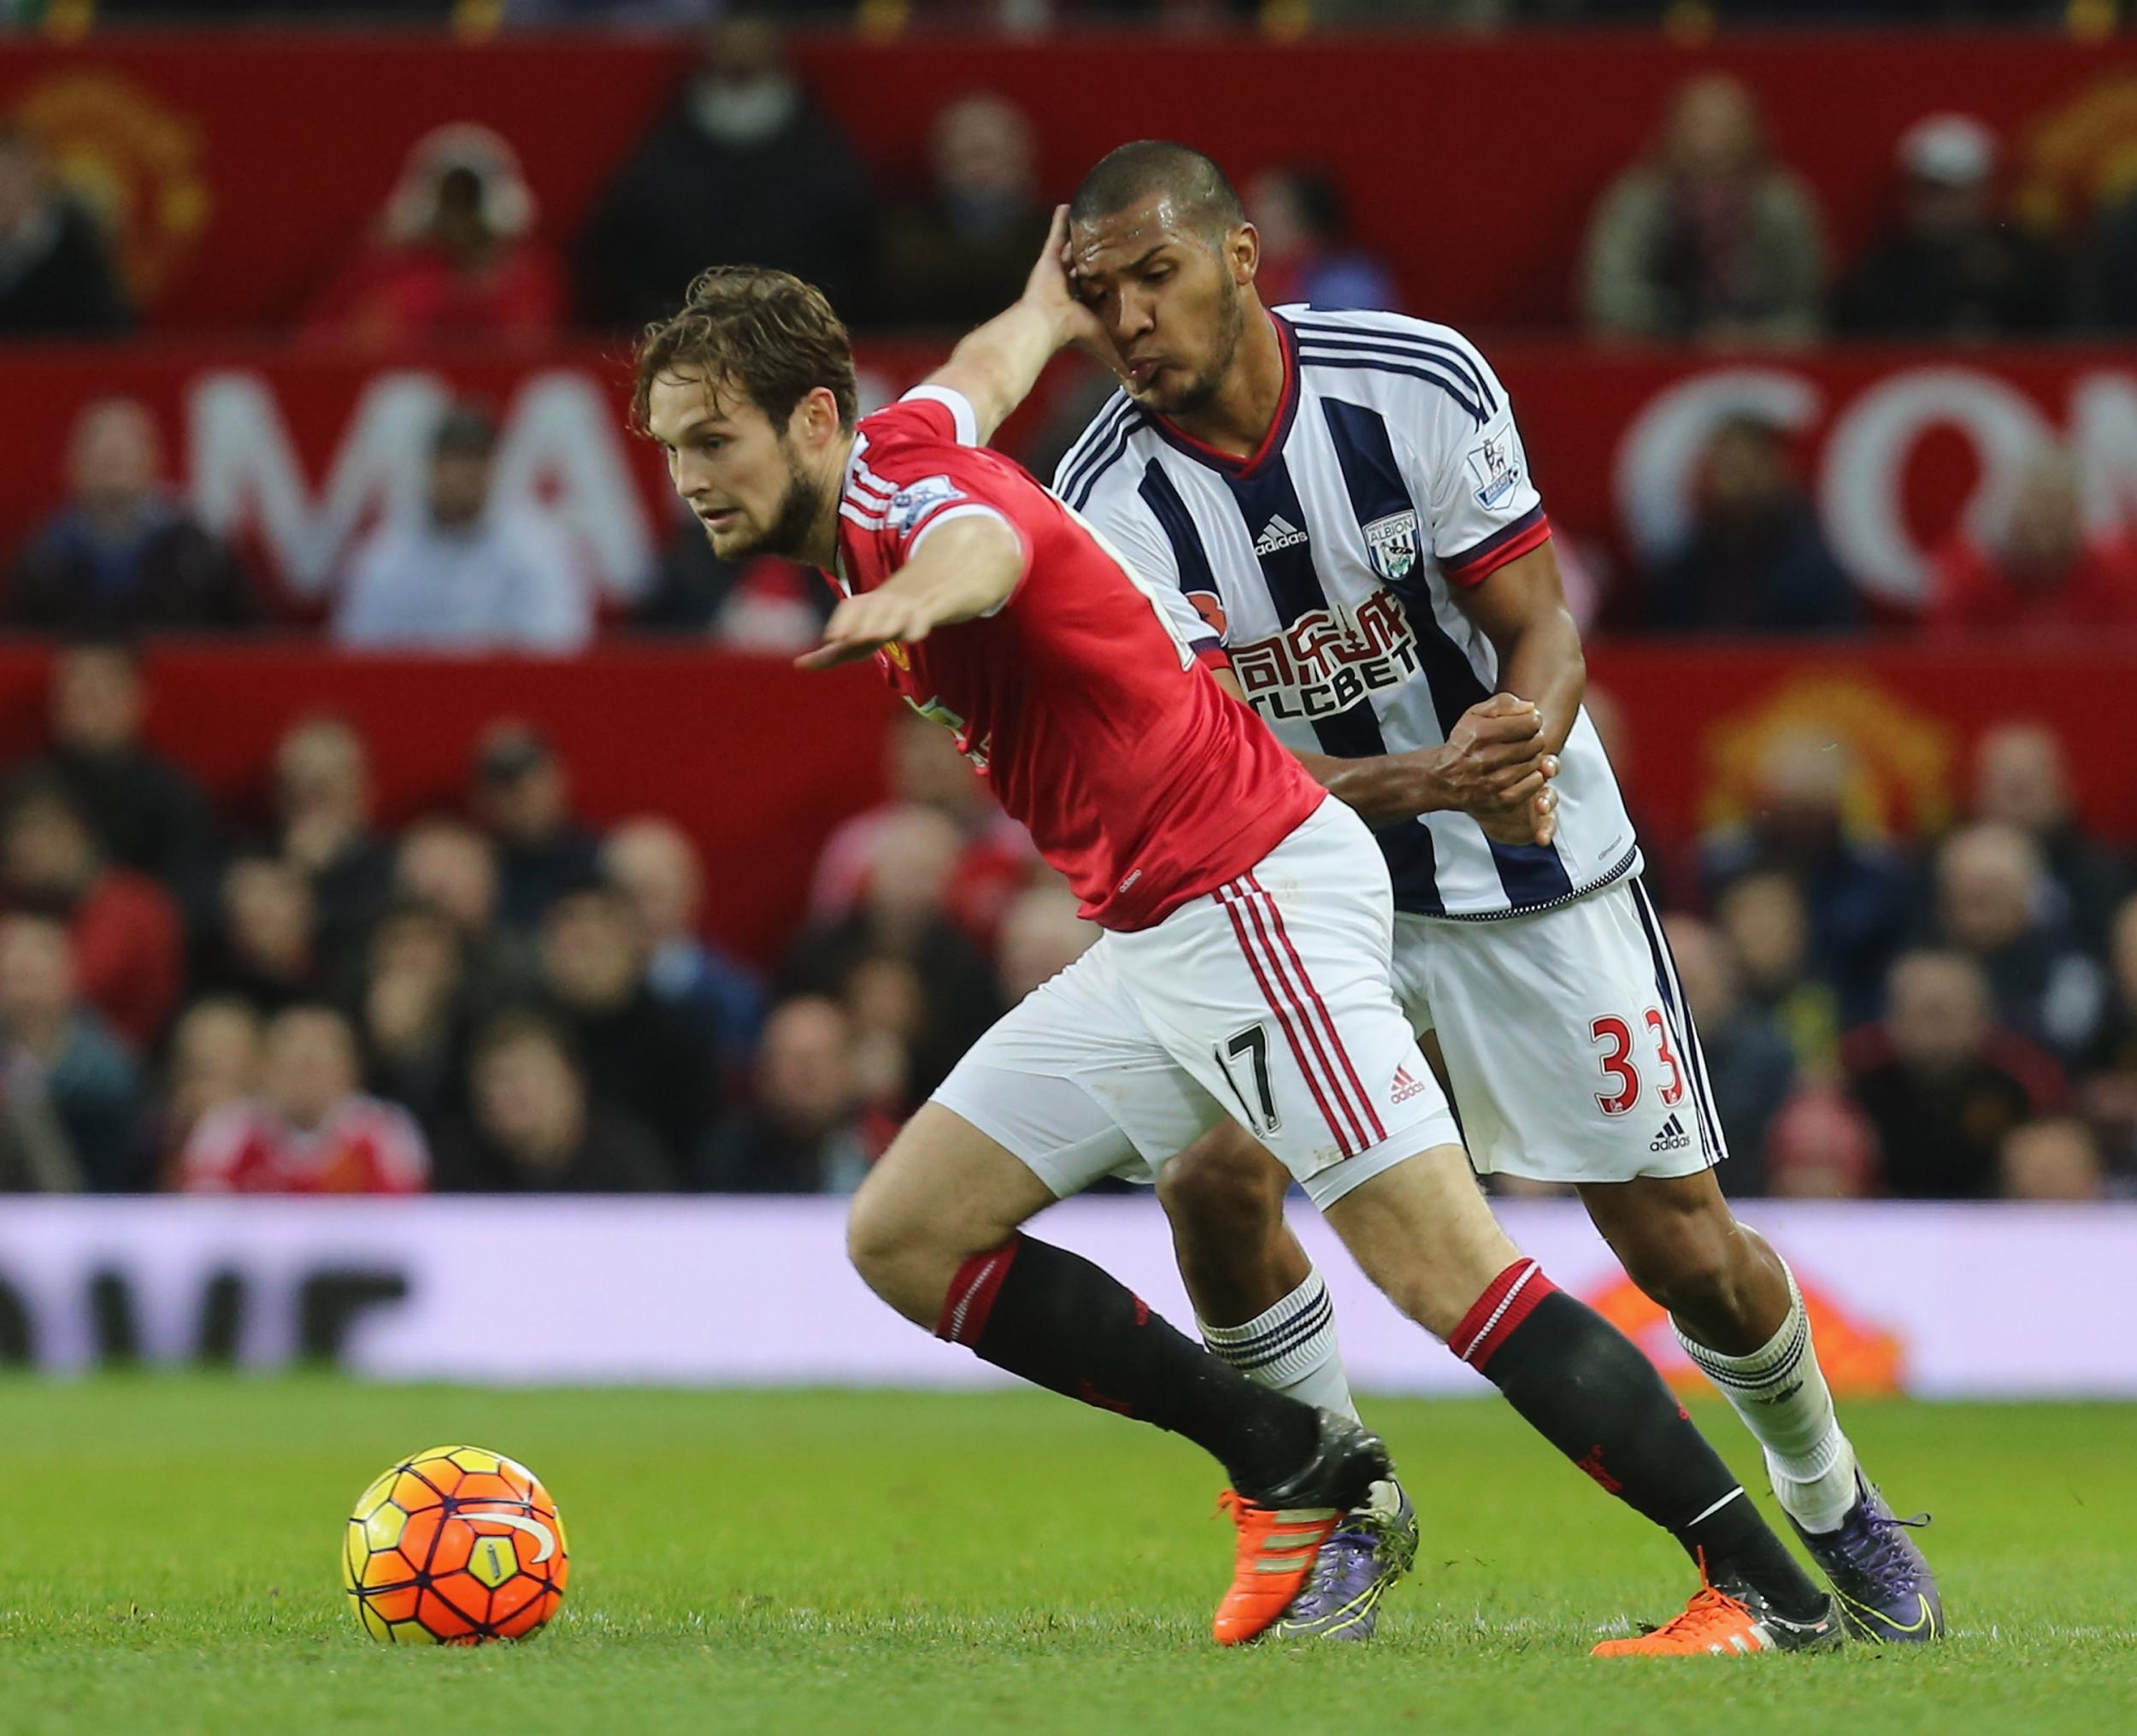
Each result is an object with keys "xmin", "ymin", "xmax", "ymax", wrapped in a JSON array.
[
  {"xmin": 1254, "ymin": 515, "xmax": 1309, "ymax": 556},
  {"xmin": 1649, "ymin": 1114, "xmax": 1692, "ymax": 1154},
  {"xmin": 1391, "ymin": 1063, "xmax": 1427, "ymax": 1104}
]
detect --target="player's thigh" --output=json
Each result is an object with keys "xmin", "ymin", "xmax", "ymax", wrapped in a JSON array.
[
  {"xmin": 1114, "ymin": 798, "xmax": 1461, "ymax": 1209},
  {"xmin": 927, "ymin": 936, "xmax": 1226, "ymax": 1201},
  {"xmin": 847, "ymin": 1101, "xmax": 1063, "ymax": 1323},
  {"xmin": 1154, "ymin": 1117, "xmax": 1295, "ymax": 1247},
  {"xmin": 1406, "ymin": 878, "xmax": 1727, "ymax": 1183},
  {"xmin": 1319, "ymin": 1140, "xmax": 1522, "ymax": 1339}
]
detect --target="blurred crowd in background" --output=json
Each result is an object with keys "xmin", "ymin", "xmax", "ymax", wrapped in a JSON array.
[
  {"xmin": 9, "ymin": 23, "xmax": 2137, "ymax": 639},
  {"xmin": 2, "ymin": 4, "xmax": 2135, "ymax": 1206},
  {"xmin": 0, "ymin": 638, "xmax": 2128, "ymax": 1206}
]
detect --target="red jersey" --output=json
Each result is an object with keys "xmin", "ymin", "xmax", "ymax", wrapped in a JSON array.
[
  {"xmin": 178, "ymin": 1097, "xmax": 431, "ymax": 1196},
  {"xmin": 831, "ymin": 388, "xmax": 1323, "ymax": 931}
]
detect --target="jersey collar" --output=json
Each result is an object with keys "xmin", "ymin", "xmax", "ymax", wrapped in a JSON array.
[{"xmin": 1146, "ymin": 310, "xmax": 1299, "ymax": 480}]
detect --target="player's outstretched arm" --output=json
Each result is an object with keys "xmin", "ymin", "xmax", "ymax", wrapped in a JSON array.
[
  {"xmin": 797, "ymin": 515, "xmax": 1026, "ymax": 670},
  {"xmin": 924, "ymin": 206, "xmax": 1118, "ymax": 447}
]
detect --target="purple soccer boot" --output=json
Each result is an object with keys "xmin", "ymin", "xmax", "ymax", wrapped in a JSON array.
[
  {"xmin": 1273, "ymin": 1479, "xmax": 1418, "ymax": 1641},
  {"xmin": 1790, "ymin": 1471, "xmax": 1945, "ymax": 1643}
]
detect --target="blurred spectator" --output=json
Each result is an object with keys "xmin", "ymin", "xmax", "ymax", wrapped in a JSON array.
[
  {"xmin": 1968, "ymin": 721, "xmax": 2127, "ymax": 955},
  {"xmin": 1715, "ymin": 871, "xmax": 1843, "ymax": 1076},
  {"xmin": 393, "ymin": 815, "xmax": 539, "ymax": 1004},
  {"xmin": 601, "ymin": 817, "xmax": 764, "ymax": 1064},
  {"xmin": 0, "ymin": 912, "xmax": 143, "ymax": 1190},
  {"xmin": 878, "ymin": 92, "xmax": 1053, "ymax": 330},
  {"xmin": 7, "ymin": 638, "xmax": 217, "ymax": 921},
  {"xmin": 305, "ymin": 124, "xmax": 563, "ymax": 347},
  {"xmin": 1923, "ymin": 453, "xmax": 2137, "ymax": 635},
  {"xmin": 148, "ymin": 997, "xmax": 262, "ymax": 1185},
  {"xmin": 1663, "ymin": 913, "xmax": 1796, "ymax": 1196},
  {"xmin": 505, "ymin": 0, "xmax": 722, "ymax": 22},
  {"xmin": 1933, "ymin": 822, "xmax": 2105, "ymax": 1062},
  {"xmin": 434, "ymin": 1009, "xmax": 673, "ymax": 1193},
  {"xmin": 273, "ymin": 717, "xmax": 393, "ymax": 975},
  {"xmin": 0, "ymin": 778, "xmax": 181, "ymax": 1049},
  {"xmin": 1842, "ymin": 950, "xmax": 2065, "ymax": 1199},
  {"xmin": 1581, "ymin": 73, "xmax": 1825, "ymax": 345},
  {"xmin": 2088, "ymin": 180, "xmax": 2137, "ymax": 333},
  {"xmin": 574, "ymin": 15, "xmax": 874, "ymax": 332},
  {"xmin": 1642, "ymin": 415, "xmax": 1858, "ymax": 633},
  {"xmin": 356, "ymin": 899, "xmax": 470, "ymax": 1131},
  {"xmin": 809, "ymin": 711, "xmax": 1037, "ymax": 948},
  {"xmin": 1763, "ymin": 1084, "xmax": 1881, "ymax": 1200},
  {"xmin": 175, "ymin": 1003, "xmax": 430, "ymax": 1194},
  {"xmin": 537, "ymin": 882, "xmax": 716, "ymax": 1170},
  {"xmin": 0, "ymin": 119, "xmax": 130, "ymax": 338},
  {"xmin": 787, "ymin": 804, "xmax": 1004, "ymax": 1100},
  {"xmin": 333, "ymin": 403, "xmax": 592, "ymax": 653},
  {"xmin": 197, "ymin": 855, "xmax": 321, "ymax": 1017},
  {"xmin": 1834, "ymin": 114, "xmax": 2069, "ymax": 339},
  {"xmin": 633, "ymin": 503, "xmax": 831, "ymax": 646},
  {"xmin": 1248, "ymin": 166, "xmax": 1399, "ymax": 313},
  {"xmin": 2074, "ymin": 892, "xmax": 2137, "ymax": 1180},
  {"xmin": 1999, "ymin": 1116, "xmax": 2109, "ymax": 1203},
  {"xmin": 470, "ymin": 723, "xmax": 603, "ymax": 931},
  {"xmin": 698, "ymin": 995, "xmax": 876, "ymax": 1193},
  {"xmin": 994, "ymin": 882, "xmax": 1096, "ymax": 1004},
  {"xmin": 3, "ymin": 399, "xmax": 260, "ymax": 633},
  {"xmin": 1702, "ymin": 731, "xmax": 1913, "ymax": 1023}
]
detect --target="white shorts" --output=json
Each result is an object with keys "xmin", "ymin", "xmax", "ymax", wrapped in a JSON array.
[
  {"xmin": 1391, "ymin": 877, "xmax": 1725, "ymax": 1185},
  {"xmin": 933, "ymin": 798, "xmax": 1462, "ymax": 1212}
]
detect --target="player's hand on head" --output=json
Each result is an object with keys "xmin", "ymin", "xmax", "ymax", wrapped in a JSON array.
[{"xmin": 1025, "ymin": 205, "xmax": 1120, "ymax": 368}]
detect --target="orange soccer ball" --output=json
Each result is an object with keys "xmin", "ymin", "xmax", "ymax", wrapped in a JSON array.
[{"xmin": 343, "ymin": 1445, "xmax": 570, "ymax": 1645}]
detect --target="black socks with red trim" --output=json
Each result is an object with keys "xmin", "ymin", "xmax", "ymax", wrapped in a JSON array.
[
  {"xmin": 937, "ymin": 1233, "xmax": 1321, "ymax": 1499},
  {"xmin": 1452, "ymin": 1258, "xmax": 1828, "ymax": 1621}
]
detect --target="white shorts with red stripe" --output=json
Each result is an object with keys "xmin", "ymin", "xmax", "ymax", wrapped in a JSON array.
[{"xmin": 931, "ymin": 797, "xmax": 1461, "ymax": 1210}]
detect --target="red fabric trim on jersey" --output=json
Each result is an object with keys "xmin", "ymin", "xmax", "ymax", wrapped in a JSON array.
[
  {"xmin": 936, "ymin": 1237, "xmax": 1021, "ymax": 1346},
  {"xmin": 1146, "ymin": 313, "xmax": 1299, "ymax": 480},
  {"xmin": 1193, "ymin": 642, "xmax": 1233, "ymax": 673},
  {"xmin": 1246, "ymin": 871, "xmax": 1387, "ymax": 1145},
  {"xmin": 1216, "ymin": 881, "xmax": 1360, "ymax": 1157},
  {"xmin": 1442, "ymin": 509, "xmax": 1551, "ymax": 588},
  {"xmin": 1449, "ymin": 1258, "xmax": 1559, "ymax": 1373}
]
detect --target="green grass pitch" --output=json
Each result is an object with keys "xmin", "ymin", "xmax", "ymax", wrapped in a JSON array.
[{"xmin": 1, "ymin": 1379, "xmax": 2132, "ymax": 1735}]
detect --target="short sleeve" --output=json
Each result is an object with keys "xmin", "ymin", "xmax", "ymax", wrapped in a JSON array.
[
  {"xmin": 898, "ymin": 385, "xmax": 980, "ymax": 447},
  {"xmin": 1416, "ymin": 338, "xmax": 1551, "ymax": 587}
]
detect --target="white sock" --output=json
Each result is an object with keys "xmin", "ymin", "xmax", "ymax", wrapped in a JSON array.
[
  {"xmin": 1198, "ymin": 1265, "xmax": 1360, "ymax": 1421},
  {"xmin": 1675, "ymin": 1262, "xmax": 1860, "ymax": 1534}
]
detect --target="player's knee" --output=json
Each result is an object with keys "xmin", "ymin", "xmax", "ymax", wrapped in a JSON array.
[
  {"xmin": 845, "ymin": 1174, "xmax": 942, "ymax": 1317},
  {"xmin": 1157, "ymin": 1131, "xmax": 1288, "ymax": 1249},
  {"xmin": 1621, "ymin": 1215, "xmax": 1746, "ymax": 1323}
]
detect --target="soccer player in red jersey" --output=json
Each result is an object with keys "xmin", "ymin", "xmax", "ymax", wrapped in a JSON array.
[{"xmin": 633, "ymin": 217, "xmax": 1840, "ymax": 1653}]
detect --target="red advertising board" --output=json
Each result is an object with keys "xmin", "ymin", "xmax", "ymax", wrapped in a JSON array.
[
  {"xmin": 2, "ymin": 32, "xmax": 2135, "ymax": 335},
  {"xmin": 3, "ymin": 340, "xmax": 2131, "ymax": 618}
]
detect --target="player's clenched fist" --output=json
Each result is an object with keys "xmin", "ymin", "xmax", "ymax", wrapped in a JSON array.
[{"xmin": 1433, "ymin": 692, "xmax": 1558, "ymax": 817}]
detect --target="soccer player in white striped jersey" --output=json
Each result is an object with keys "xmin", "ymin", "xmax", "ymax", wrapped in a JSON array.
[{"xmin": 1053, "ymin": 142, "xmax": 1941, "ymax": 1651}]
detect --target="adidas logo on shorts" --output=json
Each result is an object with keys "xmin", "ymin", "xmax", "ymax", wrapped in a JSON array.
[
  {"xmin": 1649, "ymin": 1113, "xmax": 1692, "ymax": 1154},
  {"xmin": 1391, "ymin": 1063, "xmax": 1426, "ymax": 1104}
]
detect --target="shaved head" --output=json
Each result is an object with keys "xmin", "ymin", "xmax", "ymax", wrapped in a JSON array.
[{"xmin": 1069, "ymin": 140, "xmax": 1245, "ymax": 244}]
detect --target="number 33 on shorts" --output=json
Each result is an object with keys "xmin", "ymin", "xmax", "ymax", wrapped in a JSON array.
[{"xmin": 1587, "ymin": 1009, "xmax": 1687, "ymax": 1118}]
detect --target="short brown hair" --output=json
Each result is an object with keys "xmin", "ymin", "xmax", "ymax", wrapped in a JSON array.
[{"xmin": 633, "ymin": 266, "xmax": 858, "ymax": 434}]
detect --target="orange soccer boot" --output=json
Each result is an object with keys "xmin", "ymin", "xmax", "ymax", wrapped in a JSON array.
[
  {"xmin": 1209, "ymin": 1410, "xmax": 1392, "ymax": 1646},
  {"xmin": 1592, "ymin": 1556, "xmax": 1843, "ymax": 1657}
]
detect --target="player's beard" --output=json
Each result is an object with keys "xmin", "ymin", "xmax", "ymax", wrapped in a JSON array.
[
  {"xmin": 714, "ymin": 442, "xmax": 825, "ymax": 562},
  {"xmin": 1151, "ymin": 282, "xmax": 1246, "ymax": 420}
]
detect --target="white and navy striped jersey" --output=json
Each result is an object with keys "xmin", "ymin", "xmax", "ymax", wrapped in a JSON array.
[{"xmin": 1054, "ymin": 306, "xmax": 1640, "ymax": 922}]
